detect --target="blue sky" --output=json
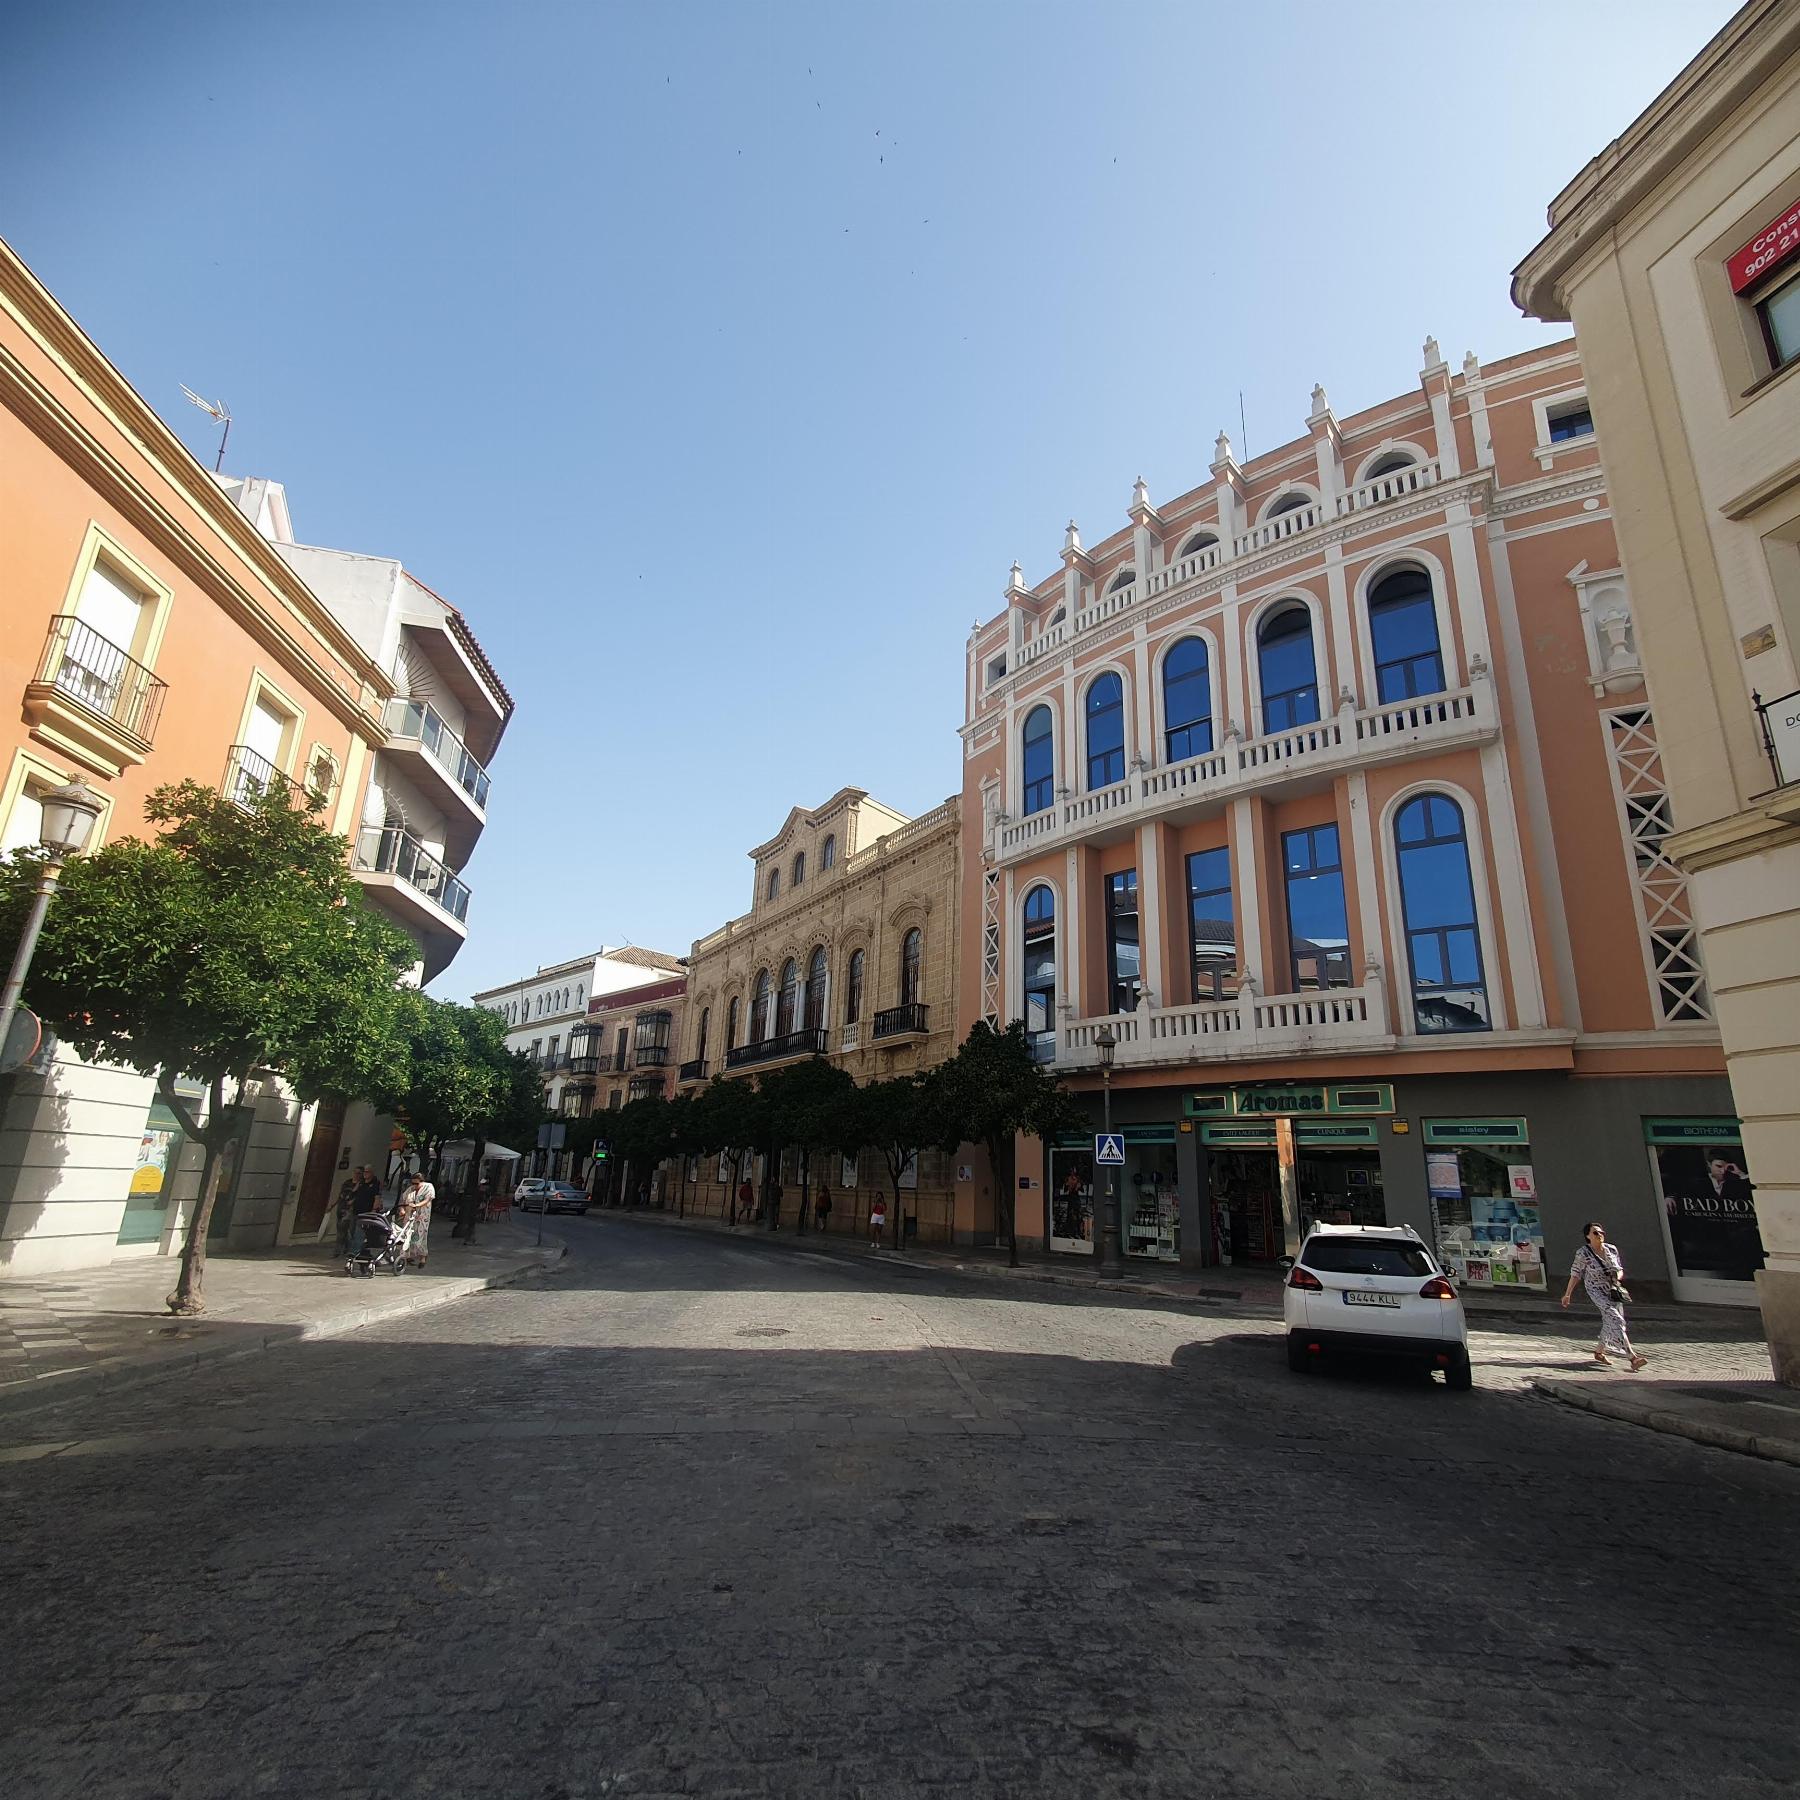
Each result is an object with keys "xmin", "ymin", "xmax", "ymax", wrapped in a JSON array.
[{"xmin": 2, "ymin": 0, "xmax": 1735, "ymax": 1000}]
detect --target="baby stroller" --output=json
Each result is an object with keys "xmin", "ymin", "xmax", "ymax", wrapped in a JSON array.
[{"xmin": 347, "ymin": 1209, "xmax": 414, "ymax": 1277}]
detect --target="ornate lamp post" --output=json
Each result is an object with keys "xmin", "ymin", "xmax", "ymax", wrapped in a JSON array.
[
  {"xmin": 0, "ymin": 776, "xmax": 105, "ymax": 1038},
  {"xmin": 1094, "ymin": 1024, "xmax": 1124, "ymax": 1278}
]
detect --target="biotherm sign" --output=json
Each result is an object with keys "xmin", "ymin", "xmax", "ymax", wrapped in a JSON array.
[{"xmin": 1728, "ymin": 198, "xmax": 1800, "ymax": 294}]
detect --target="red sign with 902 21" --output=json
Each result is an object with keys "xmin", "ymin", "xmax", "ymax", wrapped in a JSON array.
[{"xmin": 1728, "ymin": 198, "xmax": 1800, "ymax": 294}]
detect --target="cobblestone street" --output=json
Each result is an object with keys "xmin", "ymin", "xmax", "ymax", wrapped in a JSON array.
[{"xmin": 3, "ymin": 1215, "xmax": 1795, "ymax": 1800}]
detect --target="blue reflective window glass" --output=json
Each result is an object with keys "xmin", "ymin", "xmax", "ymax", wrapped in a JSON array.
[
  {"xmin": 1369, "ymin": 569, "xmax": 1445, "ymax": 702},
  {"xmin": 1022, "ymin": 885, "xmax": 1057, "ymax": 1060},
  {"xmin": 1185, "ymin": 846, "xmax": 1237, "ymax": 1001},
  {"xmin": 1105, "ymin": 869, "xmax": 1140, "ymax": 1014},
  {"xmin": 1259, "ymin": 607, "xmax": 1320, "ymax": 732},
  {"xmin": 1395, "ymin": 794, "xmax": 1490, "ymax": 1033},
  {"xmin": 1162, "ymin": 638, "xmax": 1214, "ymax": 763},
  {"xmin": 1085, "ymin": 674, "xmax": 1125, "ymax": 789},
  {"xmin": 1282, "ymin": 824, "xmax": 1351, "ymax": 990},
  {"xmin": 1021, "ymin": 705, "xmax": 1055, "ymax": 815}
]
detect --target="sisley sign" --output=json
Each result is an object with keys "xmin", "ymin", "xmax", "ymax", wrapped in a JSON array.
[{"xmin": 1727, "ymin": 198, "xmax": 1800, "ymax": 294}]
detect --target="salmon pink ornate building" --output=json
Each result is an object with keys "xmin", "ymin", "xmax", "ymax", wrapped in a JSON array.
[{"xmin": 957, "ymin": 338, "xmax": 1755, "ymax": 1303}]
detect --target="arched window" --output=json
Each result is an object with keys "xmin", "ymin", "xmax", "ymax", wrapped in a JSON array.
[
  {"xmin": 576, "ymin": 985, "xmax": 584, "ymax": 1007},
  {"xmin": 803, "ymin": 947, "xmax": 828, "ymax": 1031},
  {"xmin": 1258, "ymin": 605, "xmax": 1320, "ymax": 732},
  {"xmin": 726, "ymin": 995, "xmax": 740, "ymax": 1050},
  {"xmin": 1368, "ymin": 567, "xmax": 1445, "ymax": 702},
  {"xmin": 1085, "ymin": 672, "xmax": 1125, "ymax": 789},
  {"xmin": 1395, "ymin": 794, "xmax": 1490, "ymax": 1033},
  {"xmin": 1022, "ymin": 885, "xmax": 1057, "ymax": 1062},
  {"xmin": 696, "ymin": 1007, "xmax": 710, "ymax": 1065},
  {"xmin": 1268, "ymin": 492, "xmax": 1310, "ymax": 517},
  {"xmin": 766, "ymin": 866, "xmax": 780, "ymax": 901},
  {"xmin": 1162, "ymin": 637, "xmax": 1213, "ymax": 762},
  {"xmin": 821, "ymin": 833, "xmax": 836, "ymax": 870},
  {"xmin": 1365, "ymin": 452, "xmax": 1414, "ymax": 479},
  {"xmin": 1108, "ymin": 568, "xmax": 1136, "ymax": 594},
  {"xmin": 776, "ymin": 958, "xmax": 799, "ymax": 1036},
  {"xmin": 750, "ymin": 970, "xmax": 771, "ymax": 1042},
  {"xmin": 1178, "ymin": 530, "xmax": 1217, "ymax": 560},
  {"xmin": 845, "ymin": 948, "xmax": 866, "ymax": 1025},
  {"xmin": 900, "ymin": 928, "xmax": 923, "ymax": 1007},
  {"xmin": 1021, "ymin": 705, "xmax": 1055, "ymax": 815},
  {"xmin": 793, "ymin": 851, "xmax": 806, "ymax": 887}
]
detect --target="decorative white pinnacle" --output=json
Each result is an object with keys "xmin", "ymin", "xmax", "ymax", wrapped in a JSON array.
[
  {"xmin": 1309, "ymin": 383, "xmax": 1330, "ymax": 422},
  {"xmin": 1131, "ymin": 475, "xmax": 1150, "ymax": 514},
  {"xmin": 1422, "ymin": 334, "xmax": 1442, "ymax": 368},
  {"xmin": 1213, "ymin": 429, "xmax": 1233, "ymax": 464},
  {"xmin": 1063, "ymin": 520, "xmax": 1082, "ymax": 556},
  {"xmin": 1462, "ymin": 349, "xmax": 1480, "ymax": 379}
]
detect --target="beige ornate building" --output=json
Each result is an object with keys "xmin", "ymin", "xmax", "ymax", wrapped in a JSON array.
[
  {"xmin": 1514, "ymin": 0, "xmax": 1800, "ymax": 1378},
  {"xmin": 676, "ymin": 788, "xmax": 963, "ymax": 1239}
]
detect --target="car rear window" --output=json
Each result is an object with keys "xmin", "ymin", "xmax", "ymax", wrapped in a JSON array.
[{"xmin": 1301, "ymin": 1237, "xmax": 1433, "ymax": 1277}]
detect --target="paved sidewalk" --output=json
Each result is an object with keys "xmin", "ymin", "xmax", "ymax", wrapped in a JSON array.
[
  {"xmin": 1534, "ymin": 1375, "xmax": 1800, "ymax": 1468},
  {"xmin": 0, "ymin": 1219, "xmax": 564, "ymax": 1419}
]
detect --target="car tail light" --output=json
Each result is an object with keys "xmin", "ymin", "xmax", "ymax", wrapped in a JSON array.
[
  {"xmin": 1288, "ymin": 1265, "xmax": 1323, "ymax": 1291},
  {"xmin": 1419, "ymin": 1276, "xmax": 1457, "ymax": 1300}
]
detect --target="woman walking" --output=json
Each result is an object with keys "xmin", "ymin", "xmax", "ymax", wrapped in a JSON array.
[
  {"xmin": 400, "ymin": 1171, "xmax": 434, "ymax": 1268},
  {"xmin": 1561, "ymin": 1221, "xmax": 1648, "ymax": 1371}
]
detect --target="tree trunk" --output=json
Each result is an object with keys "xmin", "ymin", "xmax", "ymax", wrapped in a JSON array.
[
  {"xmin": 889, "ymin": 1166, "xmax": 905, "ymax": 1252},
  {"xmin": 764, "ymin": 1142, "xmax": 780, "ymax": 1229},
  {"xmin": 165, "ymin": 1072, "xmax": 230, "ymax": 1315},
  {"xmin": 987, "ymin": 1134, "xmax": 1018, "ymax": 1266},
  {"xmin": 452, "ymin": 1135, "xmax": 486, "ymax": 1241}
]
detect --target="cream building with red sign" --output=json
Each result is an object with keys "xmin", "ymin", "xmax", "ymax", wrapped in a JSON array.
[
  {"xmin": 1513, "ymin": 0, "xmax": 1800, "ymax": 1373},
  {"xmin": 956, "ymin": 337, "xmax": 1750, "ymax": 1303}
]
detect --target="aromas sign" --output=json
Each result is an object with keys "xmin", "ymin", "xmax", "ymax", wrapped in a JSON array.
[{"xmin": 1727, "ymin": 198, "xmax": 1800, "ymax": 294}]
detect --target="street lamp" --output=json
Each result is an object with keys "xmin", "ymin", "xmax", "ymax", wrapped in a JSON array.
[
  {"xmin": 1094, "ymin": 1024, "xmax": 1124, "ymax": 1279},
  {"xmin": 0, "ymin": 775, "xmax": 105, "ymax": 1039}
]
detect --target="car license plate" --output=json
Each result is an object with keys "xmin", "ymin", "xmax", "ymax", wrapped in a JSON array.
[{"xmin": 1343, "ymin": 1291, "xmax": 1400, "ymax": 1308}]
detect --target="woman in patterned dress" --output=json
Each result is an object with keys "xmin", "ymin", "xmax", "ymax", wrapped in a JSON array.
[
  {"xmin": 1560, "ymin": 1221, "xmax": 1647, "ymax": 1371},
  {"xmin": 399, "ymin": 1172, "xmax": 434, "ymax": 1268}
]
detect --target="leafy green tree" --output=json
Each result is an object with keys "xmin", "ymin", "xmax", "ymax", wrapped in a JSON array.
[
  {"xmin": 0, "ymin": 780, "xmax": 417, "ymax": 1313},
  {"xmin": 687, "ymin": 1075, "xmax": 767, "ymax": 1212},
  {"xmin": 845, "ymin": 1071, "xmax": 959, "ymax": 1250},
  {"xmin": 933, "ymin": 1020, "xmax": 1088, "ymax": 1265},
  {"xmin": 758, "ymin": 1057, "xmax": 858, "ymax": 1228}
]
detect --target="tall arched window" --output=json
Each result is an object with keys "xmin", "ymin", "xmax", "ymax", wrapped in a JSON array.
[
  {"xmin": 1021, "ymin": 705, "xmax": 1054, "ymax": 815},
  {"xmin": 776, "ymin": 959, "xmax": 799, "ymax": 1036},
  {"xmin": 1368, "ymin": 567, "xmax": 1445, "ymax": 701},
  {"xmin": 726, "ymin": 995, "xmax": 740, "ymax": 1050},
  {"xmin": 792, "ymin": 851, "xmax": 806, "ymax": 887},
  {"xmin": 696, "ymin": 1007, "xmax": 710, "ymax": 1066},
  {"xmin": 1395, "ymin": 794, "xmax": 1490, "ymax": 1033},
  {"xmin": 766, "ymin": 866, "xmax": 779, "ymax": 901},
  {"xmin": 1268, "ymin": 491, "xmax": 1310, "ymax": 518},
  {"xmin": 1022, "ymin": 885, "xmax": 1056, "ymax": 1062},
  {"xmin": 803, "ymin": 947, "xmax": 828, "ymax": 1032},
  {"xmin": 845, "ymin": 948, "xmax": 866, "ymax": 1025},
  {"xmin": 1162, "ymin": 637, "xmax": 1213, "ymax": 762},
  {"xmin": 1108, "ymin": 568, "xmax": 1136, "ymax": 593},
  {"xmin": 900, "ymin": 928, "xmax": 923, "ymax": 1007},
  {"xmin": 1178, "ymin": 530, "xmax": 1217, "ymax": 560},
  {"xmin": 576, "ymin": 985, "xmax": 584, "ymax": 1007},
  {"xmin": 821, "ymin": 833, "xmax": 836, "ymax": 870},
  {"xmin": 1258, "ymin": 605, "xmax": 1320, "ymax": 732},
  {"xmin": 750, "ymin": 970, "xmax": 771, "ymax": 1042},
  {"xmin": 1085, "ymin": 672, "xmax": 1125, "ymax": 789}
]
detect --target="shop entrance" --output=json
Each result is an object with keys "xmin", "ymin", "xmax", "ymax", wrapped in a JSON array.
[
  {"xmin": 1201, "ymin": 1122, "xmax": 1385, "ymax": 1263},
  {"xmin": 1048, "ymin": 1129, "xmax": 1180, "ymax": 1261},
  {"xmin": 1645, "ymin": 1117, "xmax": 1763, "ymax": 1305}
]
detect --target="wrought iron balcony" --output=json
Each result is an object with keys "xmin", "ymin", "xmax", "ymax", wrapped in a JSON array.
[
  {"xmin": 353, "ymin": 825, "xmax": 472, "ymax": 923},
  {"xmin": 872, "ymin": 1002, "xmax": 930, "ymax": 1040},
  {"xmin": 223, "ymin": 743, "xmax": 291, "ymax": 809},
  {"xmin": 26, "ymin": 615, "xmax": 168, "ymax": 762},
  {"xmin": 724, "ymin": 1027, "xmax": 829, "ymax": 1070},
  {"xmin": 677, "ymin": 1058, "xmax": 709, "ymax": 1082},
  {"xmin": 383, "ymin": 697, "xmax": 492, "ymax": 810}
]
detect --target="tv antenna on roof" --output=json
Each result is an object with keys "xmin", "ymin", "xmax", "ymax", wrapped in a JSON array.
[{"xmin": 180, "ymin": 385, "xmax": 232, "ymax": 472}]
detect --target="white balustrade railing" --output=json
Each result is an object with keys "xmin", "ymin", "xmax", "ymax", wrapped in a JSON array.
[
  {"xmin": 1073, "ymin": 583, "xmax": 1136, "ymax": 635},
  {"xmin": 992, "ymin": 685, "xmax": 1493, "ymax": 860},
  {"xmin": 1057, "ymin": 978, "xmax": 1388, "ymax": 1069},
  {"xmin": 1016, "ymin": 624, "xmax": 1066, "ymax": 668},
  {"xmin": 1145, "ymin": 541, "xmax": 1222, "ymax": 597},
  {"xmin": 1233, "ymin": 501, "xmax": 1326, "ymax": 558},
  {"xmin": 1336, "ymin": 457, "xmax": 1440, "ymax": 515}
]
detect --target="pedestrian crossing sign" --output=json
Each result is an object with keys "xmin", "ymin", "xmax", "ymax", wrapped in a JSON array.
[{"xmin": 1094, "ymin": 1133, "xmax": 1126, "ymax": 1166}]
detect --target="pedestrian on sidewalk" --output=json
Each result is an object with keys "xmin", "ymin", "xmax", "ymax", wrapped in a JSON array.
[
  {"xmin": 334, "ymin": 1168, "xmax": 360, "ymax": 1256},
  {"xmin": 735, "ymin": 1177, "xmax": 754, "ymax": 1226},
  {"xmin": 400, "ymin": 1172, "xmax": 435, "ymax": 1267},
  {"xmin": 348, "ymin": 1179, "xmax": 387, "ymax": 1262},
  {"xmin": 1562, "ymin": 1222, "xmax": 1648, "ymax": 1371},
  {"xmin": 869, "ymin": 1196, "xmax": 887, "ymax": 1249},
  {"xmin": 814, "ymin": 1180, "xmax": 832, "ymax": 1235}
]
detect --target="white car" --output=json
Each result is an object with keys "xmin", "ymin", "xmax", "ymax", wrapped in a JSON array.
[{"xmin": 1282, "ymin": 1223, "xmax": 1471, "ymax": 1389}]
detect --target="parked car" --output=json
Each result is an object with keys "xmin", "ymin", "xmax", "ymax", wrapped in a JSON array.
[
  {"xmin": 1282, "ymin": 1223, "xmax": 1471, "ymax": 1389},
  {"xmin": 513, "ymin": 1178, "xmax": 589, "ymax": 1215}
]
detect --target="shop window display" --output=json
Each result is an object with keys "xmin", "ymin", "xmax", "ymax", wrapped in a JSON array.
[
  {"xmin": 1123, "ymin": 1144, "xmax": 1179, "ymax": 1263},
  {"xmin": 1049, "ymin": 1150, "xmax": 1094, "ymax": 1253},
  {"xmin": 1646, "ymin": 1119, "xmax": 1762, "ymax": 1287},
  {"xmin": 1424, "ymin": 1122, "xmax": 1544, "ymax": 1290}
]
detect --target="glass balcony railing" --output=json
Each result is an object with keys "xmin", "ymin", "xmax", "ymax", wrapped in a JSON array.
[
  {"xmin": 383, "ymin": 698, "xmax": 492, "ymax": 810},
  {"xmin": 354, "ymin": 825, "xmax": 472, "ymax": 924}
]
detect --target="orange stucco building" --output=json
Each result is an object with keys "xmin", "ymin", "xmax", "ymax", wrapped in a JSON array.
[{"xmin": 956, "ymin": 338, "xmax": 1753, "ymax": 1305}]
